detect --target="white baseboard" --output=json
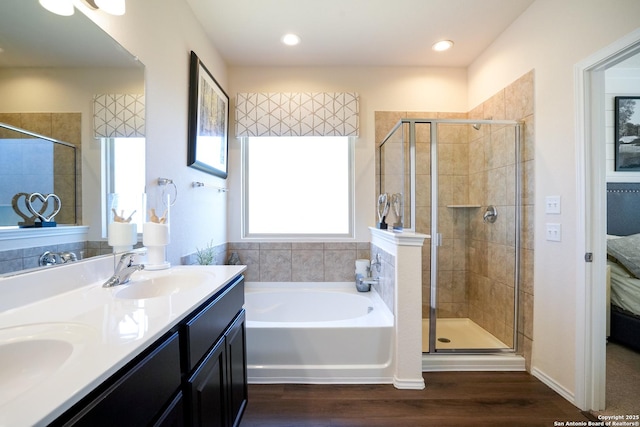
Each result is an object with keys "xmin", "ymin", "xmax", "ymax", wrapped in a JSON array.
[
  {"xmin": 393, "ymin": 376, "xmax": 426, "ymax": 389},
  {"xmin": 531, "ymin": 367, "xmax": 576, "ymax": 404}
]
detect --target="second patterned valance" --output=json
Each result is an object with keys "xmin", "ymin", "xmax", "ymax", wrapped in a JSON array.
[
  {"xmin": 235, "ymin": 92, "xmax": 359, "ymax": 137},
  {"xmin": 93, "ymin": 94, "xmax": 145, "ymax": 138}
]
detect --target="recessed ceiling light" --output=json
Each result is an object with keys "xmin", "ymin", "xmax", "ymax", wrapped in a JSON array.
[
  {"xmin": 432, "ymin": 40, "xmax": 454, "ymax": 52},
  {"xmin": 281, "ymin": 33, "xmax": 301, "ymax": 46}
]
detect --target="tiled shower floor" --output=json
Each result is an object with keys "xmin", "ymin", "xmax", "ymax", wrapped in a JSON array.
[{"xmin": 422, "ymin": 318, "xmax": 509, "ymax": 352}]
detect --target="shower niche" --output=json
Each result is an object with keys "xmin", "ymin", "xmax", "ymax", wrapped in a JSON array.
[{"xmin": 378, "ymin": 118, "xmax": 523, "ymax": 355}]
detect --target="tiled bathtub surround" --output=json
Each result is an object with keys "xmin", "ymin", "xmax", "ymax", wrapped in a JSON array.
[
  {"xmin": 0, "ymin": 241, "xmax": 88, "ymax": 274},
  {"xmin": 0, "ymin": 240, "xmax": 140, "ymax": 276},
  {"xmin": 371, "ymin": 243, "xmax": 395, "ymax": 314},
  {"xmin": 227, "ymin": 242, "xmax": 370, "ymax": 282},
  {"xmin": 374, "ymin": 70, "xmax": 535, "ymax": 370}
]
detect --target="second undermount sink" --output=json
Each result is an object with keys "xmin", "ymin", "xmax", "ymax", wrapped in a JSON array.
[
  {"xmin": 0, "ymin": 323, "xmax": 96, "ymax": 407},
  {"xmin": 114, "ymin": 269, "xmax": 211, "ymax": 299}
]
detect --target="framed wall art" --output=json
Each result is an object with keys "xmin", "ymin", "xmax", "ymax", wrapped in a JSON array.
[
  {"xmin": 615, "ymin": 96, "xmax": 640, "ymax": 171},
  {"xmin": 187, "ymin": 50, "xmax": 229, "ymax": 178}
]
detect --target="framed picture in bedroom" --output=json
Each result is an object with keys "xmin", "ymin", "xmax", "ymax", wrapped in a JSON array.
[
  {"xmin": 614, "ymin": 96, "xmax": 640, "ymax": 171},
  {"xmin": 187, "ymin": 50, "xmax": 229, "ymax": 179}
]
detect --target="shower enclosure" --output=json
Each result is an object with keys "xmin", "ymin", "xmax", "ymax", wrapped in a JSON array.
[{"xmin": 379, "ymin": 118, "xmax": 522, "ymax": 355}]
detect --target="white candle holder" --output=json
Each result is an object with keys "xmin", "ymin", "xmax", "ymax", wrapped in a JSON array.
[
  {"xmin": 143, "ymin": 193, "xmax": 170, "ymax": 270},
  {"xmin": 107, "ymin": 193, "xmax": 140, "ymax": 253}
]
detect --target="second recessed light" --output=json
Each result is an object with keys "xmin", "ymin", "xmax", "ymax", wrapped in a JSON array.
[
  {"xmin": 281, "ymin": 33, "xmax": 301, "ymax": 46},
  {"xmin": 432, "ymin": 40, "xmax": 454, "ymax": 52}
]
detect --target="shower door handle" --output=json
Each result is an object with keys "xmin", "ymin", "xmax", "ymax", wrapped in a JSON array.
[{"xmin": 435, "ymin": 233, "xmax": 443, "ymax": 246}]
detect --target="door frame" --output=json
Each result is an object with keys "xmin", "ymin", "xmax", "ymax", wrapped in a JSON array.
[{"xmin": 575, "ymin": 28, "xmax": 640, "ymax": 411}]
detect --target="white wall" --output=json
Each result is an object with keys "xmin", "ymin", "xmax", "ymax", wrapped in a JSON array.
[
  {"xmin": 468, "ymin": 0, "xmax": 640, "ymax": 401},
  {"xmin": 227, "ymin": 66, "xmax": 468, "ymax": 242},
  {"xmin": 79, "ymin": 0, "xmax": 230, "ymax": 263}
]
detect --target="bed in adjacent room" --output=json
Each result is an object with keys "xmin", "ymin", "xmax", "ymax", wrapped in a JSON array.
[{"xmin": 606, "ymin": 182, "xmax": 640, "ymax": 352}]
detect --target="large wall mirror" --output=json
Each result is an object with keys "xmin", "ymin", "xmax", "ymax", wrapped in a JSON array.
[
  {"xmin": 0, "ymin": 0, "xmax": 145, "ymax": 274},
  {"xmin": 0, "ymin": 122, "xmax": 78, "ymax": 226}
]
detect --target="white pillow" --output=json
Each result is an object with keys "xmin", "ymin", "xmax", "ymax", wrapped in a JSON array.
[{"xmin": 607, "ymin": 233, "xmax": 640, "ymax": 279}]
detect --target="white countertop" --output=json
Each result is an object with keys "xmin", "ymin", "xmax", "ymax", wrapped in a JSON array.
[{"xmin": 0, "ymin": 256, "xmax": 246, "ymax": 427}]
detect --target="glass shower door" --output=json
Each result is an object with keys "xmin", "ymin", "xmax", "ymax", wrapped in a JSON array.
[
  {"xmin": 378, "ymin": 117, "xmax": 521, "ymax": 354},
  {"xmin": 431, "ymin": 121, "xmax": 520, "ymax": 353}
]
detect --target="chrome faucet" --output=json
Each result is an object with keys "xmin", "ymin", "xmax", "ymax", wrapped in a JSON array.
[
  {"xmin": 370, "ymin": 253, "xmax": 382, "ymax": 273},
  {"xmin": 355, "ymin": 253, "xmax": 381, "ymax": 292},
  {"xmin": 102, "ymin": 252, "xmax": 145, "ymax": 288},
  {"xmin": 39, "ymin": 250, "xmax": 78, "ymax": 266}
]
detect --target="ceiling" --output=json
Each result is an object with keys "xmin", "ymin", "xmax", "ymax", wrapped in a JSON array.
[
  {"xmin": 186, "ymin": 0, "xmax": 536, "ymax": 67},
  {"xmin": 0, "ymin": 0, "xmax": 140, "ymax": 68},
  {"xmin": 3, "ymin": 0, "xmax": 637, "ymax": 70}
]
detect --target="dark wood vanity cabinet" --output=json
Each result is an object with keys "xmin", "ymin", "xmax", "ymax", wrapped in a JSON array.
[
  {"xmin": 53, "ymin": 275, "xmax": 247, "ymax": 427},
  {"xmin": 186, "ymin": 312, "xmax": 247, "ymax": 427},
  {"xmin": 184, "ymin": 276, "xmax": 247, "ymax": 427},
  {"xmin": 54, "ymin": 331, "xmax": 183, "ymax": 427}
]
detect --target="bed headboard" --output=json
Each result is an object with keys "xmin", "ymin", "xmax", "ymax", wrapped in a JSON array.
[{"xmin": 607, "ymin": 182, "xmax": 640, "ymax": 236}]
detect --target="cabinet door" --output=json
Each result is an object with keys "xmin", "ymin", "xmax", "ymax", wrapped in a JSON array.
[
  {"xmin": 187, "ymin": 338, "xmax": 228, "ymax": 427},
  {"xmin": 185, "ymin": 276, "xmax": 244, "ymax": 371},
  {"xmin": 226, "ymin": 311, "xmax": 248, "ymax": 427}
]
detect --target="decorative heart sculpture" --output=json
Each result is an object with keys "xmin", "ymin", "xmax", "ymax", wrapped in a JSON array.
[
  {"xmin": 11, "ymin": 193, "xmax": 34, "ymax": 222},
  {"xmin": 392, "ymin": 193, "xmax": 402, "ymax": 220},
  {"xmin": 26, "ymin": 193, "xmax": 62, "ymax": 222},
  {"xmin": 377, "ymin": 193, "xmax": 389, "ymax": 223}
]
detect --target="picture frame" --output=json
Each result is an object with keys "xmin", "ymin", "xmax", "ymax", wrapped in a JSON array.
[
  {"xmin": 187, "ymin": 50, "xmax": 229, "ymax": 178},
  {"xmin": 614, "ymin": 96, "xmax": 640, "ymax": 171}
]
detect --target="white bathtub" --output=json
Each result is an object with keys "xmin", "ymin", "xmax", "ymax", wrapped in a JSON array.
[{"xmin": 244, "ymin": 282, "xmax": 394, "ymax": 384}]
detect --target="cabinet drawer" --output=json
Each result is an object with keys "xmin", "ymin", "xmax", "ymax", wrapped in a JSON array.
[
  {"xmin": 61, "ymin": 332, "xmax": 181, "ymax": 426},
  {"xmin": 184, "ymin": 276, "xmax": 244, "ymax": 370}
]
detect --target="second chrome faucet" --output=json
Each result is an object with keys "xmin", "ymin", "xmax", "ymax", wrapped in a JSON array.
[{"xmin": 103, "ymin": 251, "xmax": 145, "ymax": 288}]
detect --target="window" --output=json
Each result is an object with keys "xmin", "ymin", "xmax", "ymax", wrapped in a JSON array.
[
  {"xmin": 104, "ymin": 137, "xmax": 145, "ymax": 235},
  {"xmin": 243, "ymin": 136, "xmax": 353, "ymax": 238}
]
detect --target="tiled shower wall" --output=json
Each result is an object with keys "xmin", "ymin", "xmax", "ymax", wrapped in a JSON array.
[
  {"xmin": 374, "ymin": 70, "xmax": 535, "ymax": 370},
  {"xmin": 468, "ymin": 71, "xmax": 535, "ymax": 365}
]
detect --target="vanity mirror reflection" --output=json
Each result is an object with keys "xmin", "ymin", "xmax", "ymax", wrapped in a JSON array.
[
  {"xmin": 0, "ymin": 0, "xmax": 145, "ymax": 275},
  {"xmin": 0, "ymin": 122, "xmax": 77, "ymax": 227}
]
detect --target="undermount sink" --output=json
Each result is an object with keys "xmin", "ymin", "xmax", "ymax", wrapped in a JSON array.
[
  {"xmin": 0, "ymin": 323, "xmax": 95, "ymax": 406},
  {"xmin": 115, "ymin": 270, "xmax": 211, "ymax": 299}
]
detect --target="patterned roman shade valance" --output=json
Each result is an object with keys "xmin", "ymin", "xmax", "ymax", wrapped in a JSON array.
[
  {"xmin": 93, "ymin": 94, "xmax": 145, "ymax": 138},
  {"xmin": 235, "ymin": 92, "xmax": 359, "ymax": 137}
]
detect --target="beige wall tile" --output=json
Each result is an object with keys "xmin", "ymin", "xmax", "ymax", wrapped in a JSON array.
[{"xmin": 292, "ymin": 249, "xmax": 324, "ymax": 281}]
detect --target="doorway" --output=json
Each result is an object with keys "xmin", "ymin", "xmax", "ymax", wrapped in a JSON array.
[{"xmin": 577, "ymin": 28, "xmax": 640, "ymax": 411}]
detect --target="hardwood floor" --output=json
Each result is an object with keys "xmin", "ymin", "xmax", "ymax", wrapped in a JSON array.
[{"xmin": 241, "ymin": 372, "xmax": 590, "ymax": 426}]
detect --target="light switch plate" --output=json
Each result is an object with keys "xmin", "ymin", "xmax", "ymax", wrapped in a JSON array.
[
  {"xmin": 546, "ymin": 223, "xmax": 561, "ymax": 242},
  {"xmin": 545, "ymin": 196, "xmax": 561, "ymax": 214}
]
